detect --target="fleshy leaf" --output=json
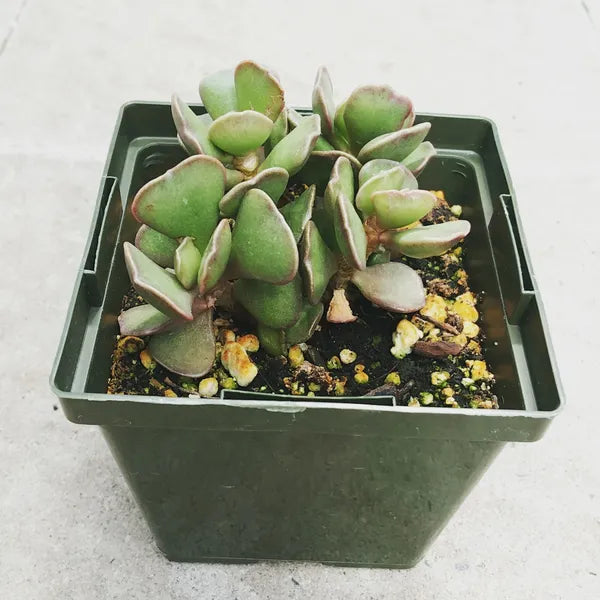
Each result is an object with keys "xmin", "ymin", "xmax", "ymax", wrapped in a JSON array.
[
  {"xmin": 351, "ymin": 262, "xmax": 426, "ymax": 312},
  {"xmin": 235, "ymin": 60, "xmax": 284, "ymax": 121},
  {"xmin": 149, "ymin": 309, "xmax": 215, "ymax": 377},
  {"xmin": 355, "ymin": 165, "xmax": 412, "ymax": 216},
  {"xmin": 171, "ymin": 94, "xmax": 231, "ymax": 163},
  {"xmin": 123, "ymin": 242, "xmax": 194, "ymax": 320},
  {"xmin": 135, "ymin": 225, "xmax": 178, "ymax": 268},
  {"xmin": 333, "ymin": 100, "xmax": 350, "ymax": 150},
  {"xmin": 296, "ymin": 150, "xmax": 360, "ymax": 195},
  {"xmin": 382, "ymin": 220, "xmax": 471, "ymax": 258},
  {"xmin": 401, "ymin": 141, "xmax": 436, "ymax": 176},
  {"xmin": 258, "ymin": 114, "xmax": 320, "ymax": 176},
  {"xmin": 257, "ymin": 323, "xmax": 287, "ymax": 356},
  {"xmin": 286, "ymin": 302, "xmax": 324, "ymax": 345},
  {"xmin": 131, "ymin": 155, "xmax": 225, "ymax": 253},
  {"xmin": 219, "ymin": 167, "xmax": 289, "ymax": 217},
  {"xmin": 301, "ymin": 221, "xmax": 338, "ymax": 304},
  {"xmin": 280, "ymin": 185, "xmax": 315, "ymax": 242},
  {"xmin": 333, "ymin": 192, "xmax": 367, "ymax": 270},
  {"xmin": 287, "ymin": 110, "xmax": 333, "ymax": 151},
  {"xmin": 266, "ymin": 107, "xmax": 288, "ymax": 152},
  {"xmin": 344, "ymin": 86, "xmax": 413, "ymax": 150},
  {"xmin": 225, "ymin": 168, "xmax": 244, "ymax": 190},
  {"xmin": 198, "ymin": 69, "xmax": 237, "ymax": 119},
  {"xmin": 175, "ymin": 237, "xmax": 202, "ymax": 289},
  {"xmin": 367, "ymin": 249, "xmax": 391, "ymax": 266},
  {"xmin": 118, "ymin": 304, "xmax": 172, "ymax": 336},
  {"xmin": 208, "ymin": 110, "xmax": 273, "ymax": 156},
  {"xmin": 357, "ymin": 122, "xmax": 431, "ymax": 163},
  {"xmin": 372, "ymin": 189, "xmax": 437, "ymax": 229},
  {"xmin": 359, "ymin": 159, "xmax": 403, "ymax": 187},
  {"xmin": 312, "ymin": 198, "xmax": 338, "ymax": 251},
  {"xmin": 314, "ymin": 136, "xmax": 336, "ymax": 151},
  {"xmin": 233, "ymin": 276, "xmax": 302, "ymax": 329},
  {"xmin": 197, "ymin": 219, "xmax": 232, "ymax": 295},
  {"xmin": 312, "ymin": 66, "xmax": 335, "ymax": 141},
  {"xmin": 287, "ymin": 107, "xmax": 303, "ymax": 128},
  {"xmin": 230, "ymin": 188, "xmax": 298, "ymax": 284},
  {"xmin": 324, "ymin": 155, "xmax": 356, "ymax": 215}
]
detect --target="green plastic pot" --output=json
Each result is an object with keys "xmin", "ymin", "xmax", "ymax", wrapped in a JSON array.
[{"xmin": 50, "ymin": 103, "xmax": 563, "ymax": 568}]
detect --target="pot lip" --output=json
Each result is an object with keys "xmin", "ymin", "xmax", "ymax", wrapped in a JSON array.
[
  {"xmin": 49, "ymin": 382, "xmax": 563, "ymax": 419},
  {"xmin": 50, "ymin": 101, "xmax": 565, "ymax": 426}
]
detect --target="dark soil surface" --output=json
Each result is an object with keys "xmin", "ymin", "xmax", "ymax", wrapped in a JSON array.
[{"xmin": 107, "ymin": 192, "xmax": 499, "ymax": 409}]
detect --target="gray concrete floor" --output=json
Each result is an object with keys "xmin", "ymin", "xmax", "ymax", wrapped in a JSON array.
[{"xmin": 1, "ymin": 0, "xmax": 599, "ymax": 598}]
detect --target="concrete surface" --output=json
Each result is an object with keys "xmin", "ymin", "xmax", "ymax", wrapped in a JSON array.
[{"xmin": 1, "ymin": 0, "xmax": 599, "ymax": 598}]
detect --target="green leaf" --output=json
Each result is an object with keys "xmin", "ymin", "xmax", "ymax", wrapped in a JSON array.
[
  {"xmin": 286, "ymin": 302, "xmax": 324, "ymax": 345},
  {"xmin": 118, "ymin": 304, "xmax": 172, "ymax": 336},
  {"xmin": 312, "ymin": 197, "xmax": 338, "ymax": 252},
  {"xmin": 258, "ymin": 114, "xmax": 321, "ymax": 176},
  {"xmin": 301, "ymin": 221, "xmax": 338, "ymax": 304},
  {"xmin": 266, "ymin": 107, "xmax": 288, "ymax": 152},
  {"xmin": 351, "ymin": 262, "xmax": 426, "ymax": 312},
  {"xmin": 280, "ymin": 184, "xmax": 315, "ymax": 242},
  {"xmin": 197, "ymin": 219, "xmax": 232, "ymax": 295},
  {"xmin": 135, "ymin": 225, "xmax": 178, "ymax": 268},
  {"xmin": 312, "ymin": 66, "xmax": 335, "ymax": 141},
  {"xmin": 224, "ymin": 168, "xmax": 244, "ymax": 190},
  {"xmin": 373, "ymin": 189, "xmax": 437, "ymax": 229},
  {"xmin": 324, "ymin": 155, "xmax": 356, "ymax": 215},
  {"xmin": 314, "ymin": 136, "xmax": 336, "ymax": 151},
  {"xmin": 235, "ymin": 60, "xmax": 284, "ymax": 121},
  {"xmin": 219, "ymin": 167, "xmax": 289, "ymax": 217},
  {"xmin": 208, "ymin": 110, "xmax": 273, "ymax": 156},
  {"xmin": 123, "ymin": 242, "xmax": 194, "ymax": 320},
  {"xmin": 175, "ymin": 237, "xmax": 202, "ymax": 289},
  {"xmin": 333, "ymin": 99, "xmax": 350, "ymax": 151},
  {"xmin": 401, "ymin": 141, "xmax": 436, "ymax": 176},
  {"xmin": 344, "ymin": 85, "xmax": 413, "ymax": 151},
  {"xmin": 367, "ymin": 249, "xmax": 390, "ymax": 266},
  {"xmin": 357, "ymin": 122, "xmax": 431, "ymax": 163},
  {"xmin": 257, "ymin": 323, "xmax": 287, "ymax": 356},
  {"xmin": 359, "ymin": 159, "xmax": 403, "ymax": 187},
  {"xmin": 355, "ymin": 165, "xmax": 413, "ymax": 217},
  {"xmin": 381, "ymin": 220, "xmax": 471, "ymax": 258},
  {"xmin": 149, "ymin": 309, "xmax": 216, "ymax": 377},
  {"xmin": 233, "ymin": 276, "xmax": 302, "ymax": 329},
  {"xmin": 333, "ymin": 192, "xmax": 367, "ymax": 270},
  {"xmin": 295, "ymin": 150, "xmax": 360, "ymax": 195},
  {"xmin": 230, "ymin": 188, "xmax": 298, "ymax": 284},
  {"xmin": 198, "ymin": 68, "xmax": 237, "ymax": 119},
  {"xmin": 171, "ymin": 94, "xmax": 231, "ymax": 163},
  {"xmin": 132, "ymin": 155, "xmax": 225, "ymax": 253}
]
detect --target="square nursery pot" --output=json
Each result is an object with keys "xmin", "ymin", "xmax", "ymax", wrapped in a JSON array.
[{"xmin": 51, "ymin": 102, "xmax": 563, "ymax": 568}]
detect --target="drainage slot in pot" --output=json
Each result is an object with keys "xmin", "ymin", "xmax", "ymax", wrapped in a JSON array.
[
  {"xmin": 83, "ymin": 176, "xmax": 123, "ymax": 306},
  {"xmin": 488, "ymin": 193, "xmax": 534, "ymax": 325}
]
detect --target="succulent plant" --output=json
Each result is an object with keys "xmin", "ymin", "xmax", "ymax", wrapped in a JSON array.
[{"xmin": 118, "ymin": 61, "xmax": 471, "ymax": 386}]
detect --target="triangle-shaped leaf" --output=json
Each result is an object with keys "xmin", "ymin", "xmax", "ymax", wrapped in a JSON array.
[
  {"xmin": 131, "ymin": 155, "xmax": 225, "ymax": 253},
  {"xmin": 197, "ymin": 219, "xmax": 232, "ymax": 295},
  {"xmin": 230, "ymin": 188, "xmax": 298, "ymax": 284},
  {"xmin": 280, "ymin": 185, "xmax": 315, "ymax": 242},
  {"xmin": 351, "ymin": 262, "xmax": 426, "ymax": 312},
  {"xmin": 124, "ymin": 242, "xmax": 194, "ymax": 320},
  {"xmin": 149, "ymin": 309, "xmax": 216, "ymax": 377},
  {"xmin": 301, "ymin": 221, "xmax": 338, "ymax": 304}
]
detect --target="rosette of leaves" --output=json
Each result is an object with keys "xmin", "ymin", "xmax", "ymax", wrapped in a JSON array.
[
  {"xmin": 287, "ymin": 66, "xmax": 437, "ymax": 193},
  {"xmin": 306, "ymin": 155, "xmax": 470, "ymax": 323},
  {"xmin": 118, "ymin": 61, "xmax": 326, "ymax": 376}
]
